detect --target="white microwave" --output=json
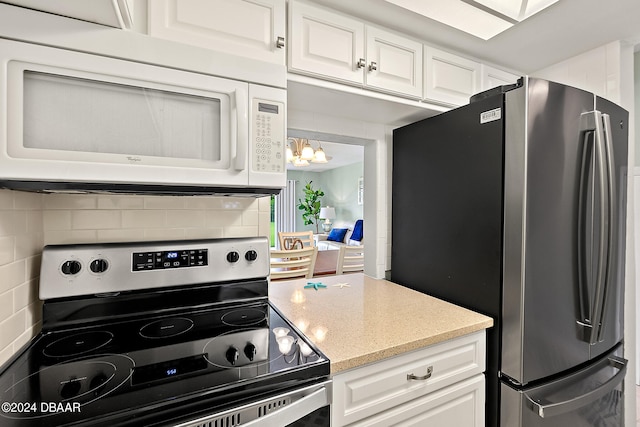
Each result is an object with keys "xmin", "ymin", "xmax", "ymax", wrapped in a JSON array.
[{"xmin": 0, "ymin": 38, "xmax": 286, "ymax": 195}]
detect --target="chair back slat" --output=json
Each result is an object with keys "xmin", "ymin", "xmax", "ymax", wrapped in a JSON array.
[{"xmin": 270, "ymin": 246, "xmax": 318, "ymax": 281}]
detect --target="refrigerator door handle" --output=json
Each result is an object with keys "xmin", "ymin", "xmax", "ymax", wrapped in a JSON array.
[
  {"xmin": 576, "ymin": 111, "xmax": 612, "ymax": 345},
  {"xmin": 525, "ymin": 356, "xmax": 627, "ymax": 418},
  {"xmin": 596, "ymin": 113, "xmax": 616, "ymax": 343}
]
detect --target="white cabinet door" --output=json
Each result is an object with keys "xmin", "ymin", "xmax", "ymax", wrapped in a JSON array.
[
  {"xmin": 289, "ymin": 0, "xmax": 365, "ymax": 85},
  {"xmin": 332, "ymin": 331, "xmax": 485, "ymax": 426},
  {"xmin": 365, "ymin": 26, "xmax": 422, "ymax": 98},
  {"xmin": 481, "ymin": 64, "xmax": 520, "ymax": 91},
  {"xmin": 148, "ymin": 0, "xmax": 286, "ymax": 64},
  {"xmin": 424, "ymin": 47, "xmax": 481, "ymax": 106},
  {"xmin": 348, "ymin": 375, "xmax": 485, "ymax": 427}
]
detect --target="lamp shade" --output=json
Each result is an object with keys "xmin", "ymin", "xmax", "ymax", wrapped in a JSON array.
[{"xmin": 319, "ymin": 207, "xmax": 336, "ymax": 220}]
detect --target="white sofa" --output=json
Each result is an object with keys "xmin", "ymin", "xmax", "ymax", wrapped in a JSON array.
[{"xmin": 316, "ymin": 222, "xmax": 363, "ymax": 251}]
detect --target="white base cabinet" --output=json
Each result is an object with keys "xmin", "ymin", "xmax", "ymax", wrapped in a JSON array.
[
  {"xmin": 331, "ymin": 331, "xmax": 486, "ymax": 426},
  {"xmin": 348, "ymin": 375, "xmax": 485, "ymax": 426}
]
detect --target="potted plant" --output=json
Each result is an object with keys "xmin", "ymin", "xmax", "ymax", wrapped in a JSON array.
[{"xmin": 298, "ymin": 181, "xmax": 324, "ymax": 233}]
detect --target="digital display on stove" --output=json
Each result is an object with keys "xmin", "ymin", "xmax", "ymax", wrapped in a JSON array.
[
  {"xmin": 133, "ymin": 248, "xmax": 208, "ymax": 271},
  {"xmin": 131, "ymin": 354, "xmax": 208, "ymax": 385}
]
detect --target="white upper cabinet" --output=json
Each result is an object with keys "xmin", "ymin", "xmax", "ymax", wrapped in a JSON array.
[
  {"xmin": 481, "ymin": 64, "xmax": 520, "ymax": 91},
  {"xmin": 148, "ymin": 0, "xmax": 286, "ymax": 65},
  {"xmin": 365, "ymin": 26, "xmax": 422, "ymax": 98},
  {"xmin": 424, "ymin": 47, "xmax": 481, "ymax": 106},
  {"xmin": 289, "ymin": 0, "xmax": 422, "ymax": 98},
  {"xmin": 288, "ymin": 0, "xmax": 365, "ymax": 85}
]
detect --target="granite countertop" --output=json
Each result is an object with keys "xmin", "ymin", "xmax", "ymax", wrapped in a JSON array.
[{"xmin": 269, "ymin": 273, "xmax": 493, "ymax": 374}]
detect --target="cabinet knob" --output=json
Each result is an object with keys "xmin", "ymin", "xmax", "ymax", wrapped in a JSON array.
[
  {"xmin": 276, "ymin": 36, "xmax": 285, "ymax": 49},
  {"xmin": 368, "ymin": 61, "xmax": 377, "ymax": 72},
  {"xmin": 407, "ymin": 366, "xmax": 433, "ymax": 381},
  {"xmin": 357, "ymin": 58, "xmax": 366, "ymax": 69}
]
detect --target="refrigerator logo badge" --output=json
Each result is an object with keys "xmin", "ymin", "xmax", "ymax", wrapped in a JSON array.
[{"xmin": 480, "ymin": 108, "xmax": 502, "ymax": 124}]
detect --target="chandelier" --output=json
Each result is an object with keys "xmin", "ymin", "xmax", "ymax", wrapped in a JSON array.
[{"xmin": 286, "ymin": 138, "xmax": 329, "ymax": 167}]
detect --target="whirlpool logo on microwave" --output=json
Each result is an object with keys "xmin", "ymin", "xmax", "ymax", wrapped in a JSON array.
[{"xmin": 126, "ymin": 156, "xmax": 143, "ymax": 162}]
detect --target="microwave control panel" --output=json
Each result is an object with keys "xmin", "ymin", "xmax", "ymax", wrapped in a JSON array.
[{"xmin": 251, "ymin": 98, "xmax": 285, "ymax": 174}]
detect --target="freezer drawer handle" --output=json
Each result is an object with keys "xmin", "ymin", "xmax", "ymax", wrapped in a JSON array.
[
  {"xmin": 526, "ymin": 356, "xmax": 627, "ymax": 418},
  {"xmin": 407, "ymin": 366, "xmax": 433, "ymax": 381}
]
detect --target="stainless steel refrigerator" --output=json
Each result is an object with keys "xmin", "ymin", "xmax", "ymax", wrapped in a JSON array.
[{"xmin": 391, "ymin": 77, "xmax": 628, "ymax": 427}]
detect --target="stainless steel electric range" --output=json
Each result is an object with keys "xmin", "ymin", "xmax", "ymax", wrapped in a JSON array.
[{"xmin": 0, "ymin": 237, "xmax": 330, "ymax": 427}]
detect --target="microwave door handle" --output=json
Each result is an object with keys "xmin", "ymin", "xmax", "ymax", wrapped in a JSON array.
[{"xmin": 232, "ymin": 88, "xmax": 248, "ymax": 171}]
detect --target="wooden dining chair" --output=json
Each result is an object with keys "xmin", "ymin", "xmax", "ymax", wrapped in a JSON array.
[
  {"xmin": 277, "ymin": 231, "xmax": 315, "ymax": 250},
  {"xmin": 336, "ymin": 245, "xmax": 364, "ymax": 275},
  {"xmin": 270, "ymin": 246, "xmax": 318, "ymax": 280}
]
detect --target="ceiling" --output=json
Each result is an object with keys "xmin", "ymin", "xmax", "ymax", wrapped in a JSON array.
[{"xmin": 309, "ymin": 0, "xmax": 640, "ymax": 74}]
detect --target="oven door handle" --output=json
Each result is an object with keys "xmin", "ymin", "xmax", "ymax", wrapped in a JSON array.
[{"xmin": 242, "ymin": 383, "xmax": 330, "ymax": 426}]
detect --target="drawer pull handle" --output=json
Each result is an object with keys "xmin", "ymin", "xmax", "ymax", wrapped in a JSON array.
[{"xmin": 407, "ymin": 366, "xmax": 433, "ymax": 381}]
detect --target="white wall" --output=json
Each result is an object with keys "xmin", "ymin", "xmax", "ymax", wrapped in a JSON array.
[
  {"xmin": 0, "ymin": 190, "xmax": 271, "ymax": 366},
  {"xmin": 534, "ymin": 40, "xmax": 637, "ymax": 426}
]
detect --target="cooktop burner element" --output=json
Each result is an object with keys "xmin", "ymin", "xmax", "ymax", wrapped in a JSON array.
[
  {"xmin": 0, "ymin": 238, "xmax": 330, "ymax": 427},
  {"xmin": 42, "ymin": 331, "xmax": 114, "ymax": 358},
  {"xmin": 139, "ymin": 317, "xmax": 194, "ymax": 339}
]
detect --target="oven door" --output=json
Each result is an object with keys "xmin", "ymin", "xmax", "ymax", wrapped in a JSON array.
[
  {"xmin": 0, "ymin": 38, "xmax": 251, "ymax": 188},
  {"xmin": 173, "ymin": 381, "xmax": 331, "ymax": 427}
]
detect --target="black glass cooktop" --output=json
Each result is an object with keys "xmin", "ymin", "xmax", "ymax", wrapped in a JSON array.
[{"xmin": 0, "ymin": 302, "xmax": 329, "ymax": 427}]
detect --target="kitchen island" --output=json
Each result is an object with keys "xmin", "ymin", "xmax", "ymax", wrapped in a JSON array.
[{"xmin": 269, "ymin": 273, "xmax": 493, "ymax": 426}]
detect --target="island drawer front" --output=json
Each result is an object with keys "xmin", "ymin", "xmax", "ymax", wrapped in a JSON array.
[
  {"xmin": 331, "ymin": 331, "xmax": 486, "ymax": 426},
  {"xmin": 348, "ymin": 374, "xmax": 485, "ymax": 426}
]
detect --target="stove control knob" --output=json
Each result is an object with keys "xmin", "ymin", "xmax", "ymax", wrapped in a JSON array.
[
  {"xmin": 244, "ymin": 343, "xmax": 257, "ymax": 361},
  {"xmin": 226, "ymin": 346, "xmax": 239, "ymax": 365},
  {"xmin": 60, "ymin": 380, "xmax": 82, "ymax": 399},
  {"xmin": 61, "ymin": 260, "xmax": 82, "ymax": 275},
  {"xmin": 226, "ymin": 251, "xmax": 240, "ymax": 263},
  {"xmin": 245, "ymin": 250, "xmax": 258, "ymax": 262},
  {"xmin": 90, "ymin": 259, "xmax": 109, "ymax": 273}
]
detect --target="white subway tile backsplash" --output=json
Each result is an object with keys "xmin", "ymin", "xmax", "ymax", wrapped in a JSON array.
[
  {"xmin": 225, "ymin": 226, "xmax": 259, "ymax": 238},
  {"xmin": 143, "ymin": 228, "xmax": 186, "ymax": 240},
  {"xmin": 144, "ymin": 196, "xmax": 186, "ymax": 210},
  {"xmin": 15, "ymin": 234, "xmax": 43, "ymax": 260},
  {"xmin": 0, "ymin": 211, "xmax": 20, "ymax": 237},
  {"xmin": 184, "ymin": 228, "xmax": 224, "ymax": 239},
  {"xmin": 0, "ymin": 191, "xmax": 14, "ymax": 209},
  {"xmin": 166, "ymin": 210, "xmax": 206, "ymax": 228},
  {"xmin": 43, "ymin": 210, "xmax": 71, "ymax": 230},
  {"xmin": 122, "ymin": 210, "xmax": 166, "ymax": 228},
  {"xmin": 0, "ymin": 290, "xmax": 12, "ymax": 323},
  {"xmin": 13, "ymin": 192, "xmax": 43, "ymax": 210},
  {"xmin": 0, "ymin": 260, "xmax": 26, "ymax": 295},
  {"xmin": 72, "ymin": 210, "xmax": 121, "ymax": 229},
  {"xmin": 43, "ymin": 194, "xmax": 97, "ymax": 210},
  {"xmin": 97, "ymin": 195, "xmax": 144, "ymax": 210},
  {"xmin": 0, "ymin": 310, "xmax": 26, "ymax": 350},
  {"xmin": 44, "ymin": 230, "xmax": 98, "ymax": 245},
  {"xmin": 0, "ymin": 236, "xmax": 15, "ymax": 266},
  {"xmin": 205, "ymin": 210, "xmax": 243, "ymax": 228},
  {"xmin": 97, "ymin": 229, "xmax": 146, "ymax": 242},
  {"xmin": 242, "ymin": 210, "xmax": 259, "ymax": 226}
]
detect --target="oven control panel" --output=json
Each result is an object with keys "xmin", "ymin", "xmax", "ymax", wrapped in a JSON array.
[
  {"xmin": 39, "ymin": 237, "xmax": 270, "ymax": 300},
  {"xmin": 133, "ymin": 249, "xmax": 208, "ymax": 271}
]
